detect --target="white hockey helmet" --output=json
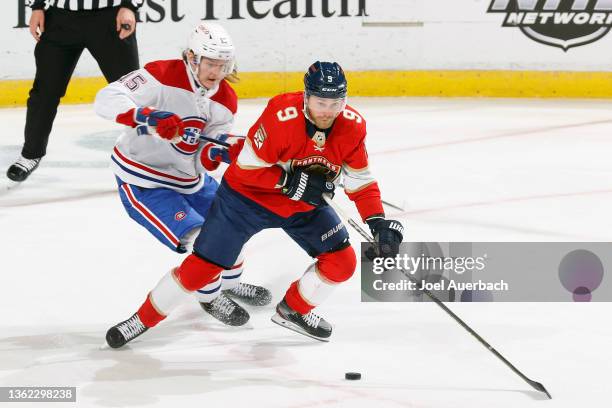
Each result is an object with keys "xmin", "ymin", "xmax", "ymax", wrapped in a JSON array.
[{"xmin": 187, "ymin": 23, "xmax": 235, "ymax": 77}]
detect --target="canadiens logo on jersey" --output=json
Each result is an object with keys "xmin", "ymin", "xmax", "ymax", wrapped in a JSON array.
[
  {"xmin": 172, "ymin": 117, "xmax": 206, "ymax": 155},
  {"xmin": 292, "ymin": 156, "xmax": 341, "ymax": 180}
]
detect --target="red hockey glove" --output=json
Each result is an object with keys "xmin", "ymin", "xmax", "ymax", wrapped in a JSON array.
[
  {"xmin": 116, "ymin": 107, "xmax": 185, "ymax": 142},
  {"xmin": 200, "ymin": 135, "xmax": 245, "ymax": 172}
]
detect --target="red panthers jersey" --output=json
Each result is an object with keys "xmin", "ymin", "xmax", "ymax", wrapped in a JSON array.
[{"xmin": 223, "ymin": 92, "xmax": 383, "ymax": 220}]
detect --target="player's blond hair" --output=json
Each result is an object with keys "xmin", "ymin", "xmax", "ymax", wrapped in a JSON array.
[{"xmin": 225, "ymin": 64, "xmax": 240, "ymax": 84}]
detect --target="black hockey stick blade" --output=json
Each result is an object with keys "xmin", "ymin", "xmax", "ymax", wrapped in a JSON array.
[
  {"xmin": 403, "ymin": 270, "xmax": 552, "ymax": 400},
  {"xmin": 529, "ymin": 380, "xmax": 552, "ymax": 399},
  {"xmin": 322, "ymin": 195, "xmax": 552, "ymax": 400}
]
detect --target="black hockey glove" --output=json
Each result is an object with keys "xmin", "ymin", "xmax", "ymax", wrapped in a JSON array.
[
  {"xmin": 365, "ymin": 216, "xmax": 404, "ymax": 260},
  {"xmin": 281, "ymin": 168, "xmax": 335, "ymax": 207}
]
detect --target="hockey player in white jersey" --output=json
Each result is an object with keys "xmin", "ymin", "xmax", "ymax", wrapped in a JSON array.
[{"xmin": 94, "ymin": 23, "xmax": 271, "ymax": 327}]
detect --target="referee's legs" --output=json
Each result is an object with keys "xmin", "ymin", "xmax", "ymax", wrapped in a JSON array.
[
  {"xmin": 87, "ymin": 8, "xmax": 139, "ymax": 82},
  {"xmin": 23, "ymin": 38, "xmax": 83, "ymax": 160},
  {"xmin": 6, "ymin": 32, "xmax": 83, "ymax": 182}
]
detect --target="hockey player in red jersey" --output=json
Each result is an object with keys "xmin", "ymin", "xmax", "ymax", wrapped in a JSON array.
[
  {"xmin": 105, "ymin": 61, "xmax": 404, "ymax": 348},
  {"xmin": 95, "ymin": 23, "xmax": 271, "ymax": 329}
]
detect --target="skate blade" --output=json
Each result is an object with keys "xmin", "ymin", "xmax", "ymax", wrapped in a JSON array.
[{"xmin": 270, "ymin": 313, "xmax": 330, "ymax": 342}]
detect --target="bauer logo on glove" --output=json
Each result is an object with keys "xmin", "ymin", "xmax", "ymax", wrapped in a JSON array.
[
  {"xmin": 281, "ymin": 168, "xmax": 335, "ymax": 207},
  {"xmin": 365, "ymin": 217, "xmax": 404, "ymax": 260}
]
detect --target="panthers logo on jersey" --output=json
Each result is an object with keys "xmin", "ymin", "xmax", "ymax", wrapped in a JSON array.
[
  {"xmin": 292, "ymin": 156, "xmax": 341, "ymax": 181},
  {"xmin": 172, "ymin": 117, "xmax": 206, "ymax": 155}
]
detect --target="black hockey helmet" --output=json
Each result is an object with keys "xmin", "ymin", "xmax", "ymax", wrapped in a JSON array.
[{"xmin": 304, "ymin": 61, "xmax": 347, "ymax": 99}]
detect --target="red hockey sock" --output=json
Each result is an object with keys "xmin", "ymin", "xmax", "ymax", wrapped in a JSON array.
[
  {"xmin": 284, "ymin": 281, "xmax": 314, "ymax": 315},
  {"xmin": 176, "ymin": 254, "xmax": 223, "ymax": 291},
  {"xmin": 137, "ymin": 295, "xmax": 166, "ymax": 328}
]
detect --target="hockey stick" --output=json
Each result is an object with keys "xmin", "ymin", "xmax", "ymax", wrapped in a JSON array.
[
  {"xmin": 191, "ymin": 102, "xmax": 245, "ymax": 148},
  {"xmin": 336, "ymin": 182, "xmax": 405, "ymax": 211},
  {"xmin": 199, "ymin": 134, "xmax": 231, "ymax": 147},
  {"xmin": 322, "ymin": 195, "xmax": 552, "ymax": 399},
  {"xmin": 380, "ymin": 199, "xmax": 405, "ymax": 212}
]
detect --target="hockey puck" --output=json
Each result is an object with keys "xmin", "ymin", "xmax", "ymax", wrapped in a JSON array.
[{"xmin": 345, "ymin": 372, "xmax": 361, "ymax": 380}]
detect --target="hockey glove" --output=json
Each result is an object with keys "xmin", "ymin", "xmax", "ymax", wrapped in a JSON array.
[
  {"xmin": 365, "ymin": 216, "xmax": 404, "ymax": 260},
  {"xmin": 200, "ymin": 135, "xmax": 245, "ymax": 171},
  {"xmin": 117, "ymin": 107, "xmax": 185, "ymax": 142},
  {"xmin": 281, "ymin": 168, "xmax": 335, "ymax": 207}
]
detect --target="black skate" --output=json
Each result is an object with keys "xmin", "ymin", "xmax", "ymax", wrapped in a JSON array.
[
  {"xmin": 200, "ymin": 293, "xmax": 250, "ymax": 326},
  {"xmin": 7, "ymin": 156, "xmax": 41, "ymax": 182},
  {"xmin": 271, "ymin": 298, "xmax": 332, "ymax": 342},
  {"xmin": 106, "ymin": 313, "xmax": 148, "ymax": 349},
  {"xmin": 224, "ymin": 282, "xmax": 272, "ymax": 306}
]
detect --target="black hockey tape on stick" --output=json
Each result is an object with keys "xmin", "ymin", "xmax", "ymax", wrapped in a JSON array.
[
  {"xmin": 322, "ymin": 194, "xmax": 552, "ymax": 400},
  {"xmin": 199, "ymin": 135, "xmax": 230, "ymax": 147},
  {"xmin": 198, "ymin": 134, "xmax": 246, "ymax": 148}
]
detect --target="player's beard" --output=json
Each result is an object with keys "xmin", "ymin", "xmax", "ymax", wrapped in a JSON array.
[
  {"xmin": 307, "ymin": 109, "xmax": 337, "ymax": 129},
  {"xmin": 313, "ymin": 115, "xmax": 336, "ymax": 129},
  {"xmin": 304, "ymin": 101, "xmax": 340, "ymax": 130}
]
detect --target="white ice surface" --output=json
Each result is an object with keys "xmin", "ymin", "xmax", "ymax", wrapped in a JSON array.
[{"xmin": 1, "ymin": 98, "xmax": 611, "ymax": 407}]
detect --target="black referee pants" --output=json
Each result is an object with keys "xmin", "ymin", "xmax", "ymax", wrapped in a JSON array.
[{"xmin": 22, "ymin": 6, "xmax": 139, "ymax": 159}]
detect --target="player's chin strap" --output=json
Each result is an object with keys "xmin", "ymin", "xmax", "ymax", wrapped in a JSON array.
[
  {"xmin": 183, "ymin": 53, "xmax": 221, "ymax": 99},
  {"xmin": 183, "ymin": 53, "xmax": 205, "ymax": 90}
]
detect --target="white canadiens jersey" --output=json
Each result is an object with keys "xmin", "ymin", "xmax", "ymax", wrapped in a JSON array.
[{"xmin": 94, "ymin": 59, "xmax": 237, "ymax": 194}]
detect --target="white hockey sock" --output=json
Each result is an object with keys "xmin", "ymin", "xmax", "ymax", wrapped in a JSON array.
[
  {"xmin": 182, "ymin": 230, "xmax": 246, "ymax": 302},
  {"xmin": 297, "ymin": 263, "xmax": 339, "ymax": 307},
  {"xmin": 220, "ymin": 250, "xmax": 245, "ymax": 291},
  {"xmin": 150, "ymin": 268, "xmax": 192, "ymax": 316},
  {"xmin": 194, "ymin": 277, "xmax": 222, "ymax": 303},
  {"xmin": 180, "ymin": 227, "xmax": 200, "ymax": 253}
]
